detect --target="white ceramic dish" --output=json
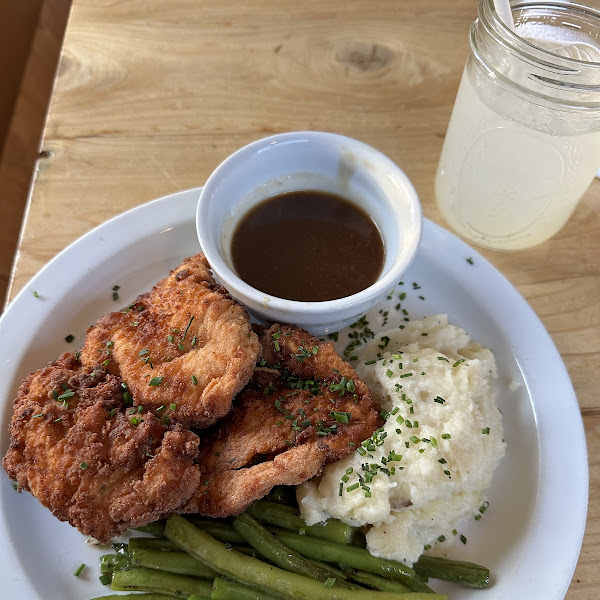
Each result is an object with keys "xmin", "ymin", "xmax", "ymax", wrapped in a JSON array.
[
  {"xmin": 0, "ymin": 188, "xmax": 587, "ymax": 599},
  {"xmin": 197, "ymin": 132, "xmax": 422, "ymax": 335}
]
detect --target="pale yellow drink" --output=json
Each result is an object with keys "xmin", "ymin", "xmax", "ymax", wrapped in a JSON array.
[{"xmin": 436, "ymin": 3, "xmax": 600, "ymax": 250}]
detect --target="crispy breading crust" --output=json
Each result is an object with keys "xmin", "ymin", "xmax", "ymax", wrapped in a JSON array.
[
  {"xmin": 181, "ymin": 324, "xmax": 383, "ymax": 517},
  {"xmin": 80, "ymin": 254, "xmax": 260, "ymax": 429},
  {"xmin": 3, "ymin": 353, "xmax": 201, "ymax": 544}
]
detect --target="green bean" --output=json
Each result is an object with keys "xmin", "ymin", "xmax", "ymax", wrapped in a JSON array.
[
  {"xmin": 128, "ymin": 534, "xmax": 258, "ymax": 557},
  {"xmin": 110, "ymin": 566, "xmax": 212, "ymax": 598},
  {"xmin": 233, "ymin": 513, "xmax": 349, "ymax": 586},
  {"xmin": 211, "ymin": 577, "xmax": 283, "ymax": 600},
  {"xmin": 247, "ymin": 501, "xmax": 355, "ymax": 545},
  {"xmin": 345, "ymin": 570, "xmax": 412, "ymax": 593},
  {"xmin": 90, "ymin": 594, "xmax": 175, "ymax": 600},
  {"xmin": 90, "ymin": 594, "xmax": 177, "ymax": 600},
  {"xmin": 164, "ymin": 515, "xmax": 446, "ymax": 600},
  {"xmin": 135, "ymin": 521, "xmax": 167, "ymax": 536},
  {"xmin": 100, "ymin": 553, "xmax": 131, "ymax": 576},
  {"xmin": 131, "ymin": 548, "xmax": 217, "ymax": 579},
  {"xmin": 270, "ymin": 529, "xmax": 434, "ymax": 594},
  {"xmin": 308, "ymin": 559, "xmax": 352, "ymax": 583},
  {"xmin": 187, "ymin": 517, "xmax": 246, "ymax": 544},
  {"xmin": 413, "ymin": 555, "xmax": 490, "ymax": 588},
  {"xmin": 129, "ymin": 537, "xmax": 184, "ymax": 552}
]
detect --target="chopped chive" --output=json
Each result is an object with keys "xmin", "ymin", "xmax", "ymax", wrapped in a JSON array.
[
  {"xmin": 65, "ymin": 334, "xmax": 75, "ymax": 343},
  {"xmin": 324, "ymin": 578, "xmax": 336, "ymax": 588},
  {"xmin": 331, "ymin": 411, "xmax": 352, "ymax": 424},
  {"xmin": 466, "ymin": 257, "xmax": 474, "ymax": 265},
  {"xmin": 73, "ymin": 563, "xmax": 86, "ymax": 577},
  {"xmin": 191, "ymin": 375, "xmax": 198, "ymax": 385},
  {"xmin": 112, "ymin": 291, "xmax": 119, "ymax": 301},
  {"xmin": 170, "ymin": 403, "xmax": 176, "ymax": 411},
  {"xmin": 183, "ymin": 316, "xmax": 195, "ymax": 339},
  {"xmin": 58, "ymin": 390, "xmax": 75, "ymax": 400},
  {"xmin": 148, "ymin": 376, "xmax": 164, "ymax": 387},
  {"xmin": 33, "ymin": 290, "xmax": 40, "ymax": 298},
  {"xmin": 80, "ymin": 462, "xmax": 88, "ymax": 470},
  {"xmin": 482, "ymin": 427, "xmax": 490, "ymax": 435},
  {"xmin": 139, "ymin": 349, "xmax": 150, "ymax": 356}
]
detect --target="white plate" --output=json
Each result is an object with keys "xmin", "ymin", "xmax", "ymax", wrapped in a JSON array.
[{"xmin": 0, "ymin": 188, "xmax": 587, "ymax": 599}]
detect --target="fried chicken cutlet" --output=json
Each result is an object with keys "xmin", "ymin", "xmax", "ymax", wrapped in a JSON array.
[
  {"xmin": 80, "ymin": 254, "xmax": 260, "ymax": 429},
  {"xmin": 3, "ymin": 353, "xmax": 200, "ymax": 544},
  {"xmin": 181, "ymin": 324, "xmax": 383, "ymax": 517}
]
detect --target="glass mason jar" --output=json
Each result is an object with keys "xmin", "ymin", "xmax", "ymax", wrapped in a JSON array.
[{"xmin": 435, "ymin": 0, "xmax": 600, "ymax": 250}]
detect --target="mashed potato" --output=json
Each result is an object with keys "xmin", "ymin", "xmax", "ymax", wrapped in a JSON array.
[{"xmin": 298, "ymin": 315, "xmax": 505, "ymax": 565}]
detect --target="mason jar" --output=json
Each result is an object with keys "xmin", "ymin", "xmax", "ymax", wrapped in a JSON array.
[{"xmin": 435, "ymin": 0, "xmax": 600, "ymax": 250}]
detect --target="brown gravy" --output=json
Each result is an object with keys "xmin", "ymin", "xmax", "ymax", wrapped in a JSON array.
[{"xmin": 231, "ymin": 190, "xmax": 384, "ymax": 302}]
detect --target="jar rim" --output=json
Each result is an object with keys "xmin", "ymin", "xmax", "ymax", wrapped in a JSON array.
[{"xmin": 480, "ymin": 0, "xmax": 600, "ymax": 68}]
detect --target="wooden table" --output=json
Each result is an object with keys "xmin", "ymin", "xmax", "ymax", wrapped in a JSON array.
[{"xmin": 6, "ymin": 1, "xmax": 599, "ymax": 597}]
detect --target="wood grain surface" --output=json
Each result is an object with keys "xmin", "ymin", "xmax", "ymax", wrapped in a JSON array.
[{"xmin": 5, "ymin": 0, "xmax": 600, "ymax": 597}]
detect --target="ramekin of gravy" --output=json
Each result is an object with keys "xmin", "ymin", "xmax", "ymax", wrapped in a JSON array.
[{"xmin": 196, "ymin": 131, "xmax": 422, "ymax": 335}]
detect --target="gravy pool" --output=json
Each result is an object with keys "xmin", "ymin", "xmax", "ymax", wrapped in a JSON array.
[{"xmin": 231, "ymin": 190, "xmax": 384, "ymax": 302}]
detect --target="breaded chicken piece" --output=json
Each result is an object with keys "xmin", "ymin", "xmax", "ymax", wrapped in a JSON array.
[
  {"xmin": 181, "ymin": 324, "xmax": 383, "ymax": 517},
  {"xmin": 3, "ymin": 353, "xmax": 200, "ymax": 544},
  {"xmin": 80, "ymin": 254, "xmax": 260, "ymax": 429}
]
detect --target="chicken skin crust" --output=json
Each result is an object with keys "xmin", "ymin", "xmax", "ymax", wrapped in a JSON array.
[
  {"xmin": 80, "ymin": 254, "xmax": 260, "ymax": 429},
  {"xmin": 181, "ymin": 324, "xmax": 383, "ymax": 517},
  {"xmin": 3, "ymin": 353, "xmax": 201, "ymax": 544}
]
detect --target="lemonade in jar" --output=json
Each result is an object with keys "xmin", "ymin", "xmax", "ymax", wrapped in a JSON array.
[{"xmin": 436, "ymin": 0, "xmax": 600, "ymax": 250}]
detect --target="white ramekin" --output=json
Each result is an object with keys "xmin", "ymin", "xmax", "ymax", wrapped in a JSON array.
[{"xmin": 196, "ymin": 131, "xmax": 422, "ymax": 335}]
